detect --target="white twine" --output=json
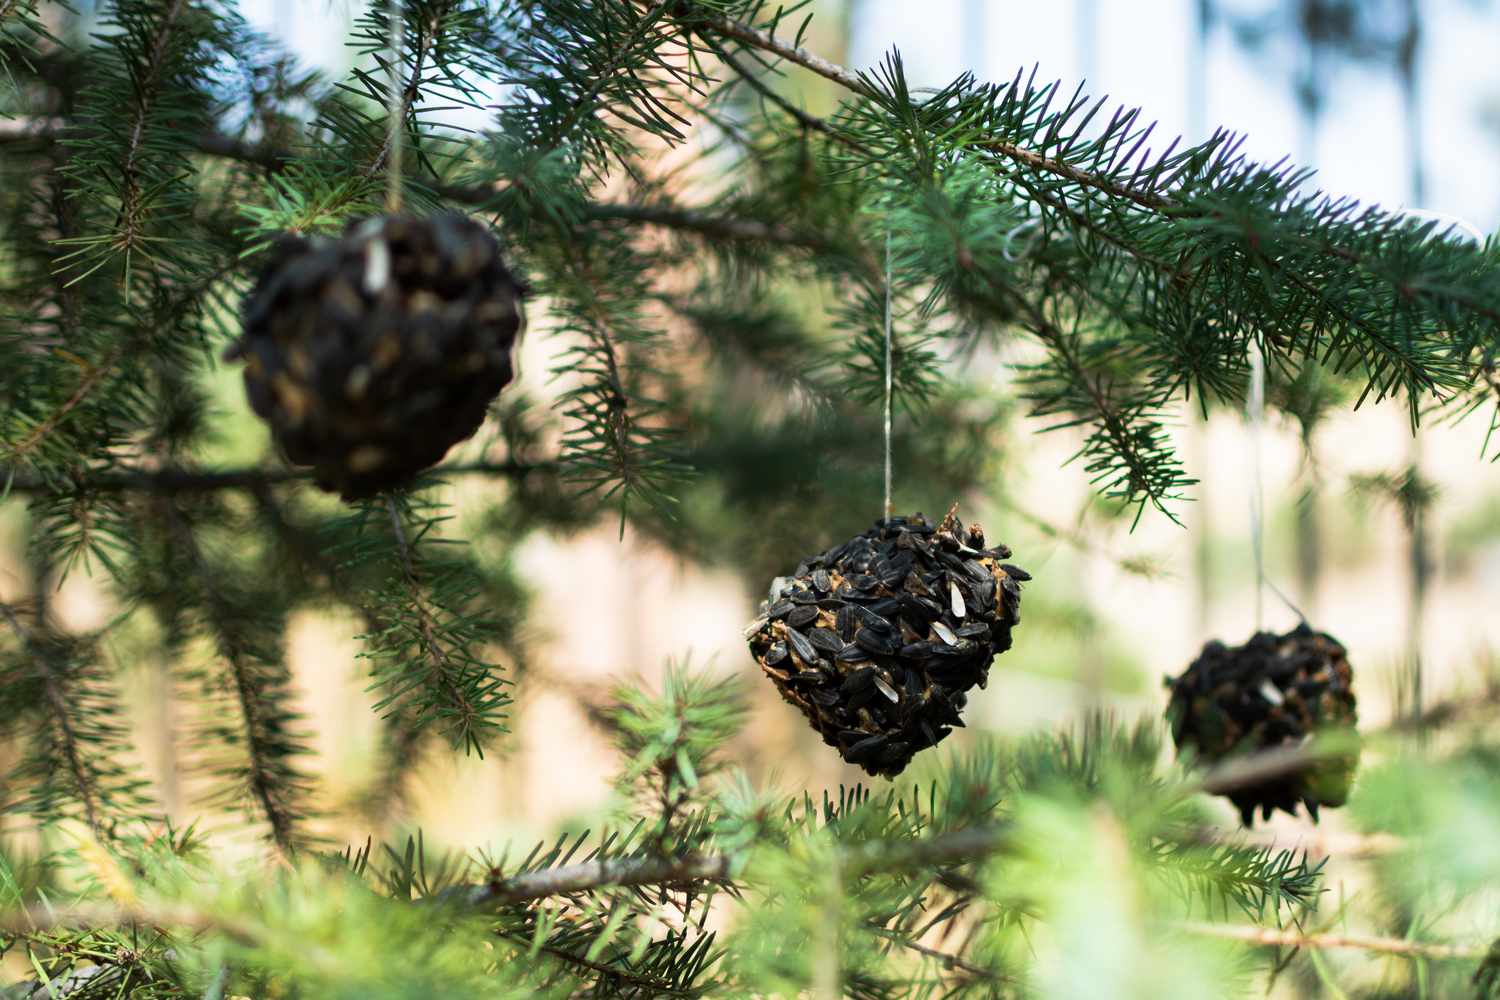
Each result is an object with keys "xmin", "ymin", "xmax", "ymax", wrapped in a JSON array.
[
  {"xmin": 386, "ymin": 0, "xmax": 405, "ymax": 214},
  {"xmin": 883, "ymin": 227, "xmax": 894, "ymax": 520},
  {"xmin": 1396, "ymin": 207, "xmax": 1486, "ymax": 246},
  {"xmin": 1247, "ymin": 344, "xmax": 1307, "ymax": 630}
]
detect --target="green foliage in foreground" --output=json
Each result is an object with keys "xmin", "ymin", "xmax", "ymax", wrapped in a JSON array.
[{"xmin": 1, "ymin": 669, "xmax": 1498, "ymax": 998}]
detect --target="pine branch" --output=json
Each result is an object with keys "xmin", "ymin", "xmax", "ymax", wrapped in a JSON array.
[
  {"xmin": 164, "ymin": 504, "xmax": 307, "ymax": 853},
  {"xmin": 0, "ymin": 117, "xmax": 826, "ymax": 249},
  {"xmin": 441, "ymin": 851, "xmax": 734, "ymax": 909},
  {"xmin": 362, "ymin": 1, "xmax": 445, "ymax": 183},
  {"xmin": 383, "ymin": 494, "xmax": 475, "ymax": 733},
  {"xmin": 249, "ymin": 487, "xmax": 428, "ymax": 824},
  {"xmin": 1, "ymin": 460, "xmax": 544, "ymax": 495},
  {"xmin": 496, "ymin": 932, "xmax": 704, "ymax": 998},
  {"xmin": 441, "ymin": 822, "xmax": 1010, "ymax": 910},
  {"xmin": 116, "ymin": 0, "xmax": 190, "ymax": 242},
  {"xmin": 0, "ymin": 601, "xmax": 104, "ymax": 839},
  {"xmin": 1178, "ymin": 920, "xmax": 1485, "ymax": 961},
  {"xmin": 3, "ymin": 347, "xmax": 126, "ymax": 463}
]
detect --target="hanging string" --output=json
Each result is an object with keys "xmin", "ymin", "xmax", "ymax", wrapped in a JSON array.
[
  {"xmin": 1247, "ymin": 343, "xmax": 1307, "ymax": 630},
  {"xmin": 1396, "ymin": 207, "xmax": 1486, "ymax": 246},
  {"xmin": 385, "ymin": 0, "xmax": 406, "ymax": 214},
  {"xmin": 882, "ymin": 227, "xmax": 894, "ymax": 521}
]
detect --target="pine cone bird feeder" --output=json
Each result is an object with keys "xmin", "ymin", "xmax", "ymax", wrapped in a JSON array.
[
  {"xmin": 228, "ymin": 213, "xmax": 525, "ymax": 499},
  {"xmin": 1166, "ymin": 624, "xmax": 1360, "ymax": 825},
  {"xmin": 746, "ymin": 506, "xmax": 1027, "ymax": 777}
]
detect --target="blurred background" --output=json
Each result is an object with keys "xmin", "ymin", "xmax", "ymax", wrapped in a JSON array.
[{"xmin": 6, "ymin": 0, "xmax": 1500, "ymax": 938}]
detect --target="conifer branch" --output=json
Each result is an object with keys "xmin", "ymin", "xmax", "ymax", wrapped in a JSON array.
[
  {"xmin": 0, "ymin": 601, "xmax": 104, "ymax": 840},
  {"xmin": 444, "ymin": 851, "xmax": 734, "ymax": 909},
  {"xmin": 893, "ymin": 938, "xmax": 1011, "ymax": 985},
  {"xmin": 0, "ymin": 460, "xmax": 543, "ymax": 495},
  {"xmin": 0, "ymin": 118, "xmax": 824, "ymax": 249},
  {"xmin": 165, "ymin": 505, "xmax": 303, "ymax": 853},
  {"xmin": 1178, "ymin": 921, "xmax": 1484, "ymax": 961},
  {"xmin": 363, "ymin": 0, "xmax": 446, "ymax": 183},
  {"xmin": 444, "ymin": 823, "xmax": 1010, "ymax": 909},
  {"xmin": 251, "ymin": 488, "xmax": 426, "ymax": 820},
  {"xmin": 4, "ymin": 348, "xmax": 125, "ymax": 462},
  {"xmin": 383, "ymin": 494, "xmax": 478, "ymax": 734},
  {"xmin": 497, "ymin": 933, "xmax": 703, "ymax": 997},
  {"xmin": 116, "ymin": 0, "xmax": 189, "ymax": 244}
]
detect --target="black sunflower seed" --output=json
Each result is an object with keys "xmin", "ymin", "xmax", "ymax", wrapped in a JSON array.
[
  {"xmin": 787, "ymin": 605, "xmax": 819, "ymax": 628},
  {"xmin": 840, "ymin": 666, "xmax": 877, "ymax": 696},
  {"xmin": 786, "ymin": 628, "xmax": 818, "ymax": 665},
  {"xmin": 855, "ymin": 627, "xmax": 900, "ymax": 656},
  {"xmin": 845, "ymin": 734, "xmax": 887, "ymax": 764},
  {"xmin": 809, "ymin": 628, "xmax": 844, "ymax": 654}
]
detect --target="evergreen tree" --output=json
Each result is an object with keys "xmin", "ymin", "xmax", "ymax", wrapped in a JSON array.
[{"xmin": 1, "ymin": 1, "xmax": 1498, "ymax": 996}]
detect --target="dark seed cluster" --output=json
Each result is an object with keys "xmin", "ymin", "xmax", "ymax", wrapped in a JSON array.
[
  {"xmin": 1165, "ymin": 624, "xmax": 1360, "ymax": 825},
  {"xmin": 228, "ymin": 213, "xmax": 525, "ymax": 500},
  {"xmin": 746, "ymin": 506, "xmax": 1027, "ymax": 777}
]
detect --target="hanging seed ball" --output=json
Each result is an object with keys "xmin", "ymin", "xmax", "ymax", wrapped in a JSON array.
[
  {"xmin": 1165, "ymin": 624, "xmax": 1360, "ymax": 826},
  {"xmin": 745, "ymin": 505, "xmax": 1027, "ymax": 778},
  {"xmin": 227, "ymin": 213, "xmax": 525, "ymax": 499}
]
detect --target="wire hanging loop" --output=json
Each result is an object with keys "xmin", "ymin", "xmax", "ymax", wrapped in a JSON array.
[
  {"xmin": 385, "ymin": 0, "xmax": 406, "ymax": 214},
  {"xmin": 882, "ymin": 227, "xmax": 894, "ymax": 522},
  {"xmin": 1246, "ymin": 344, "xmax": 1307, "ymax": 630}
]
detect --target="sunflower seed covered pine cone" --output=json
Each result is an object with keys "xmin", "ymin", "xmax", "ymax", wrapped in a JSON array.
[
  {"xmin": 746, "ymin": 505, "xmax": 1028, "ymax": 777},
  {"xmin": 228, "ymin": 213, "xmax": 525, "ymax": 500},
  {"xmin": 1166, "ymin": 624, "xmax": 1359, "ymax": 825}
]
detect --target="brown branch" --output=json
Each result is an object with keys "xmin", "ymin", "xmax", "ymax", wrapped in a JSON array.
[
  {"xmin": 1178, "ymin": 920, "xmax": 1485, "ymax": 961},
  {"xmin": 894, "ymin": 938, "xmax": 1011, "ymax": 985},
  {"xmin": 0, "ymin": 117, "xmax": 824, "ymax": 251},
  {"xmin": 440, "ymin": 851, "xmax": 735, "ymax": 909},
  {"xmin": 0, "ymin": 459, "xmax": 544, "ymax": 496},
  {"xmin": 695, "ymin": 11, "xmax": 870, "ymax": 97},
  {"xmin": 441, "ymin": 823, "xmax": 1009, "ymax": 910},
  {"xmin": 0, "ymin": 601, "xmax": 104, "ymax": 839},
  {"xmin": 5, "ymin": 347, "xmax": 125, "ymax": 462},
  {"xmin": 383, "ymin": 495, "xmax": 478, "ymax": 736},
  {"xmin": 498, "ymin": 933, "xmax": 702, "ymax": 997},
  {"xmin": 115, "ymin": 0, "xmax": 189, "ymax": 245},
  {"xmin": 164, "ymin": 505, "xmax": 299, "ymax": 854}
]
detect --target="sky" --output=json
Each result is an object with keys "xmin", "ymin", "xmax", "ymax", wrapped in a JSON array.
[
  {"xmin": 235, "ymin": 0, "xmax": 1500, "ymax": 230},
  {"xmin": 847, "ymin": 0, "xmax": 1500, "ymax": 232}
]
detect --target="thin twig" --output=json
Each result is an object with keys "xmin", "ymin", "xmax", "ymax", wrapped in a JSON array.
[
  {"xmin": 1178, "ymin": 920, "xmax": 1485, "ymax": 961},
  {"xmin": 438, "ymin": 852, "xmax": 735, "ymax": 909},
  {"xmin": 1191, "ymin": 827, "xmax": 1406, "ymax": 861},
  {"xmin": 164, "ymin": 505, "xmax": 299, "ymax": 854},
  {"xmin": 0, "ymin": 602, "xmax": 104, "ymax": 839},
  {"xmin": 116, "ymin": 0, "xmax": 189, "ymax": 244},
  {"xmin": 0, "ymin": 118, "xmax": 825, "ymax": 251},
  {"xmin": 894, "ymin": 938, "xmax": 1011, "ymax": 984},
  {"xmin": 0, "ymin": 460, "xmax": 543, "ymax": 496},
  {"xmin": 5, "ymin": 347, "xmax": 125, "ymax": 461},
  {"xmin": 383, "ymin": 495, "xmax": 474, "ymax": 727},
  {"xmin": 496, "ymin": 933, "xmax": 702, "ymax": 997}
]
